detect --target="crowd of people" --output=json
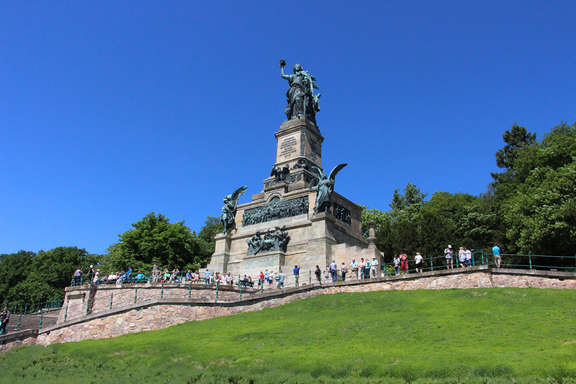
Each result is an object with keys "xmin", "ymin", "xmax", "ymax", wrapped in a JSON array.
[{"xmin": 70, "ymin": 244, "xmax": 504, "ymax": 290}]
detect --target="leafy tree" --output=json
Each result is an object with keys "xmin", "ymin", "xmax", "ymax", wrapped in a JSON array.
[
  {"xmin": 28, "ymin": 247, "xmax": 97, "ymax": 291},
  {"xmin": 103, "ymin": 213, "xmax": 200, "ymax": 272},
  {"xmin": 0, "ymin": 251, "xmax": 35, "ymax": 304},
  {"xmin": 196, "ymin": 216, "xmax": 223, "ymax": 267}
]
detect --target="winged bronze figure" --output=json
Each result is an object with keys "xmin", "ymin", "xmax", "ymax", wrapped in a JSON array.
[
  {"xmin": 220, "ymin": 185, "xmax": 248, "ymax": 234},
  {"xmin": 311, "ymin": 163, "xmax": 347, "ymax": 214}
]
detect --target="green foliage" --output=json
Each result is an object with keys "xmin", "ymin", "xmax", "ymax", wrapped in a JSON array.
[
  {"xmin": 495, "ymin": 122, "xmax": 576, "ymax": 254},
  {"xmin": 363, "ymin": 121, "xmax": 576, "ymax": 258},
  {"xmin": 0, "ymin": 247, "xmax": 97, "ymax": 307},
  {"xmin": 1, "ymin": 289, "xmax": 575, "ymax": 383},
  {"xmin": 0, "ymin": 251, "xmax": 34, "ymax": 303},
  {"xmin": 101, "ymin": 213, "xmax": 219, "ymax": 273},
  {"xmin": 102, "ymin": 213, "xmax": 198, "ymax": 271}
]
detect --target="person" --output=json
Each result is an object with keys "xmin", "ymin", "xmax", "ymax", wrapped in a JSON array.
[
  {"xmin": 93, "ymin": 269, "xmax": 100, "ymax": 285},
  {"xmin": 0, "ymin": 308, "xmax": 10, "ymax": 335},
  {"xmin": 314, "ymin": 265, "xmax": 322, "ymax": 284},
  {"xmin": 371, "ymin": 257, "xmax": 379, "ymax": 278},
  {"xmin": 72, "ymin": 268, "xmax": 83, "ymax": 286},
  {"xmin": 444, "ymin": 245, "xmax": 454, "ymax": 270},
  {"xmin": 88, "ymin": 265, "xmax": 95, "ymax": 284},
  {"xmin": 323, "ymin": 265, "xmax": 330, "ymax": 283},
  {"xmin": 341, "ymin": 262, "xmax": 347, "ymax": 281},
  {"xmin": 350, "ymin": 258, "xmax": 358, "ymax": 279},
  {"xmin": 258, "ymin": 271, "xmax": 265, "ymax": 288},
  {"xmin": 265, "ymin": 270, "xmax": 273, "ymax": 286},
  {"xmin": 277, "ymin": 270, "xmax": 285, "ymax": 289},
  {"xmin": 414, "ymin": 252, "xmax": 423, "ymax": 273},
  {"xmin": 400, "ymin": 253, "xmax": 408, "ymax": 274},
  {"xmin": 358, "ymin": 258, "xmax": 366, "ymax": 280},
  {"xmin": 293, "ymin": 265, "xmax": 300, "ymax": 287},
  {"xmin": 458, "ymin": 247, "xmax": 466, "ymax": 268},
  {"xmin": 492, "ymin": 244, "xmax": 502, "ymax": 268},
  {"xmin": 393, "ymin": 254, "xmax": 400, "ymax": 275},
  {"xmin": 465, "ymin": 248, "xmax": 472, "ymax": 267},
  {"xmin": 329, "ymin": 260, "xmax": 338, "ymax": 282},
  {"xmin": 203, "ymin": 269, "xmax": 210, "ymax": 284},
  {"xmin": 364, "ymin": 259, "xmax": 371, "ymax": 280}
]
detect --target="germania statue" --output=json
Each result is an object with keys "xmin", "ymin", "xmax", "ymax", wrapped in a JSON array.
[
  {"xmin": 280, "ymin": 59, "xmax": 321, "ymax": 124},
  {"xmin": 220, "ymin": 186, "xmax": 247, "ymax": 235}
]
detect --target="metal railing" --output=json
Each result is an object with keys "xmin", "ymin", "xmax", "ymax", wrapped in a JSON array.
[{"xmin": 0, "ymin": 299, "xmax": 63, "ymax": 334}]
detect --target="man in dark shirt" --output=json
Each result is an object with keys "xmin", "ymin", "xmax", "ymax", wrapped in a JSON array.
[{"xmin": 0, "ymin": 308, "xmax": 10, "ymax": 335}]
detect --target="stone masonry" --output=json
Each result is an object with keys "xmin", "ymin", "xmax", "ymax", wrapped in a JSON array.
[{"xmin": 1, "ymin": 267, "xmax": 574, "ymax": 352}]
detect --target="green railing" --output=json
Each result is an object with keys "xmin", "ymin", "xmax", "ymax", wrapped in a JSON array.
[{"xmin": 0, "ymin": 299, "xmax": 63, "ymax": 334}]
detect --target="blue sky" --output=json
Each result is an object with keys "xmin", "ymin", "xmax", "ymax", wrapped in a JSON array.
[{"xmin": 1, "ymin": 1, "xmax": 575, "ymax": 254}]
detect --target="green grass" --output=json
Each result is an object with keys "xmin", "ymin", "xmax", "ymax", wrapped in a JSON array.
[{"xmin": 1, "ymin": 288, "xmax": 575, "ymax": 384}]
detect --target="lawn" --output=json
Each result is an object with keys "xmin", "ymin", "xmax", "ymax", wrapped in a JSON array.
[{"xmin": 0, "ymin": 288, "xmax": 575, "ymax": 383}]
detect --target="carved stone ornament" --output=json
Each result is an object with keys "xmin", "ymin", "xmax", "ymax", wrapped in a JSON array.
[
  {"xmin": 242, "ymin": 196, "xmax": 309, "ymax": 226},
  {"xmin": 246, "ymin": 226, "xmax": 290, "ymax": 255}
]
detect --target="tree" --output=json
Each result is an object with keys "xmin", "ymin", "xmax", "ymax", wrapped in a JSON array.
[
  {"xmin": 196, "ymin": 216, "xmax": 223, "ymax": 267},
  {"xmin": 0, "ymin": 251, "xmax": 35, "ymax": 304},
  {"xmin": 496, "ymin": 122, "xmax": 576, "ymax": 255},
  {"xmin": 103, "ymin": 213, "xmax": 200, "ymax": 272},
  {"xmin": 28, "ymin": 247, "xmax": 97, "ymax": 291}
]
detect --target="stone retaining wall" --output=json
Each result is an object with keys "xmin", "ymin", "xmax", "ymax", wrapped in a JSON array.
[{"xmin": 2, "ymin": 267, "xmax": 574, "ymax": 351}]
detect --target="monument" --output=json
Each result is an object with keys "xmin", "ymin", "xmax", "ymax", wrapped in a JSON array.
[{"xmin": 207, "ymin": 60, "xmax": 382, "ymax": 276}]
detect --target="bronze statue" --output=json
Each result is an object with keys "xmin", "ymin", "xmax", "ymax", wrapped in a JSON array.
[
  {"xmin": 246, "ymin": 226, "xmax": 290, "ymax": 255},
  {"xmin": 280, "ymin": 59, "xmax": 320, "ymax": 123},
  {"xmin": 220, "ymin": 186, "xmax": 247, "ymax": 235},
  {"xmin": 311, "ymin": 164, "xmax": 347, "ymax": 214}
]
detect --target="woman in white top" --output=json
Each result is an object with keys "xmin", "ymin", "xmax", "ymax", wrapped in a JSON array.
[
  {"xmin": 458, "ymin": 247, "xmax": 466, "ymax": 268},
  {"xmin": 414, "ymin": 252, "xmax": 423, "ymax": 273}
]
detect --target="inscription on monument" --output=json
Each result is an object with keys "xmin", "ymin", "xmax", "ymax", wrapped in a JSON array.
[{"xmin": 278, "ymin": 134, "xmax": 299, "ymax": 161}]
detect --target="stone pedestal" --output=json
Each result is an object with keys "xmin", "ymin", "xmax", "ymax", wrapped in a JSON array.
[{"xmin": 207, "ymin": 118, "xmax": 383, "ymax": 277}]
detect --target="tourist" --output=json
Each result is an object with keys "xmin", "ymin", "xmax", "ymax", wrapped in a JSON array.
[
  {"xmin": 393, "ymin": 254, "xmax": 400, "ymax": 275},
  {"xmin": 444, "ymin": 245, "xmax": 454, "ymax": 270},
  {"xmin": 293, "ymin": 265, "xmax": 300, "ymax": 287},
  {"xmin": 341, "ymin": 262, "xmax": 347, "ymax": 281},
  {"xmin": 358, "ymin": 258, "xmax": 366, "ymax": 280},
  {"xmin": 0, "ymin": 308, "xmax": 10, "ymax": 335},
  {"xmin": 400, "ymin": 253, "xmax": 408, "ymax": 274},
  {"xmin": 203, "ymin": 269, "xmax": 210, "ymax": 284},
  {"xmin": 329, "ymin": 260, "xmax": 338, "ymax": 282},
  {"xmin": 414, "ymin": 252, "xmax": 423, "ymax": 273},
  {"xmin": 72, "ymin": 268, "xmax": 83, "ymax": 286},
  {"xmin": 107, "ymin": 272, "xmax": 117, "ymax": 283},
  {"xmin": 492, "ymin": 244, "xmax": 502, "ymax": 268},
  {"xmin": 265, "ymin": 270, "xmax": 273, "ymax": 285},
  {"xmin": 371, "ymin": 257, "xmax": 379, "ymax": 278},
  {"xmin": 324, "ymin": 265, "xmax": 330, "ymax": 282},
  {"xmin": 458, "ymin": 247, "xmax": 466, "ymax": 268},
  {"xmin": 277, "ymin": 270, "xmax": 285, "ymax": 289},
  {"xmin": 350, "ymin": 258, "xmax": 358, "ymax": 279},
  {"xmin": 464, "ymin": 248, "xmax": 472, "ymax": 267},
  {"xmin": 258, "ymin": 271, "xmax": 265, "ymax": 288},
  {"xmin": 314, "ymin": 265, "xmax": 322, "ymax": 284},
  {"xmin": 225, "ymin": 272, "xmax": 233, "ymax": 285},
  {"xmin": 364, "ymin": 259, "xmax": 371, "ymax": 280},
  {"xmin": 93, "ymin": 269, "xmax": 100, "ymax": 285},
  {"xmin": 88, "ymin": 265, "xmax": 95, "ymax": 284}
]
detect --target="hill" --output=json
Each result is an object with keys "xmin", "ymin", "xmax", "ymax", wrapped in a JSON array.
[{"xmin": 0, "ymin": 288, "xmax": 575, "ymax": 384}]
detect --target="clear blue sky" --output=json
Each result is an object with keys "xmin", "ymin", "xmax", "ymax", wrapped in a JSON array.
[{"xmin": 1, "ymin": 1, "xmax": 575, "ymax": 255}]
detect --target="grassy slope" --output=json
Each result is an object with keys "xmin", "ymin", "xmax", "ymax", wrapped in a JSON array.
[{"xmin": 0, "ymin": 288, "xmax": 575, "ymax": 384}]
